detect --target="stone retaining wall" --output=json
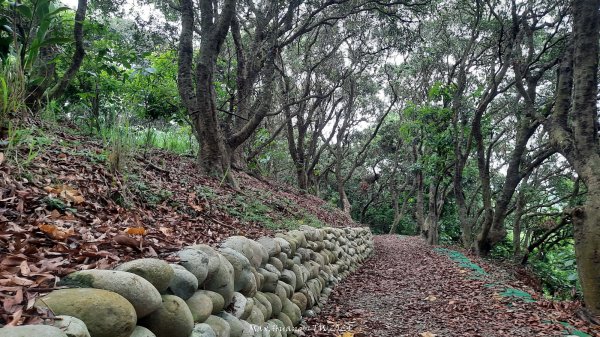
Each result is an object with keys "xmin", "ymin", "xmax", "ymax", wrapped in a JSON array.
[{"xmin": 1, "ymin": 226, "xmax": 373, "ymax": 337}]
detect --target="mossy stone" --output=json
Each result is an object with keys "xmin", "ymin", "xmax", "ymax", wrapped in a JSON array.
[
  {"xmin": 139, "ymin": 295, "xmax": 194, "ymax": 337},
  {"xmin": 35, "ymin": 288, "xmax": 136, "ymax": 337}
]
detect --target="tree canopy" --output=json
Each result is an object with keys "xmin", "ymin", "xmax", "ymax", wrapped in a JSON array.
[{"xmin": 1, "ymin": 0, "xmax": 600, "ymax": 316}]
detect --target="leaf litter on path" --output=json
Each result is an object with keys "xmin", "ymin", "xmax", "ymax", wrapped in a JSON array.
[{"xmin": 305, "ymin": 236, "xmax": 599, "ymax": 337}]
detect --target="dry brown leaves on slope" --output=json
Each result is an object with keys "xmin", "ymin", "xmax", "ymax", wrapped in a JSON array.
[{"xmin": 0, "ymin": 131, "xmax": 356, "ymax": 326}]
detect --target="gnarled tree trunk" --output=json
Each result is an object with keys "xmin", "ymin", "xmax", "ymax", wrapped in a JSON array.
[
  {"xmin": 177, "ymin": 0, "xmax": 237, "ymax": 185},
  {"xmin": 545, "ymin": 0, "xmax": 600, "ymax": 314}
]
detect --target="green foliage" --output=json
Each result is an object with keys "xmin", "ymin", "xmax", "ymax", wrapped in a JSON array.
[
  {"xmin": 0, "ymin": 0, "xmax": 72, "ymax": 65},
  {"xmin": 127, "ymin": 51, "xmax": 185, "ymax": 122},
  {"xmin": 0, "ymin": 56, "xmax": 27, "ymax": 120},
  {"xmin": 214, "ymin": 191, "xmax": 326, "ymax": 230},
  {"xmin": 41, "ymin": 196, "xmax": 68, "ymax": 211},
  {"xmin": 0, "ymin": 0, "xmax": 74, "ymax": 118},
  {"xmin": 490, "ymin": 237, "xmax": 514, "ymax": 259},
  {"xmin": 134, "ymin": 126, "xmax": 196, "ymax": 155},
  {"xmin": 529, "ymin": 242, "xmax": 580, "ymax": 300},
  {"xmin": 102, "ymin": 123, "xmax": 135, "ymax": 173},
  {"xmin": 129, "ymin": 174, "xmax": 172, "ymax": 206},
  {"xmin": 439, "ymin": 202, "xmax": 461, "ymax": 244},
  {"xmin": 5, "ymin": 125, "xmax": 51, "ymax": 168}
]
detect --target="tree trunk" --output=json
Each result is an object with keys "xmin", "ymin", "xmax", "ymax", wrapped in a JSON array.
[
  {"xmin": 454, "ymin": 162, "xmax": 472, "ymax": 247},
  {"xmin": 544, "ymin": 0, "xmax": 600, "ymax": 314},
  {"xmin": 513, "ymin": 190, "xmax": 526, "ymax": 259},
  {"xmin": 422, "ymin": 180, "xmax": 442, "ymax": 245},
  {"xmin": 389, "ymin": 181, "xmax": 401, "ymax": 234},
  {"xmin": 177, "ymin": 0, "xmax": 237, "ymax": 185},
  {"xmin": 195, "ymin": 63, "xmax": 232, "ymax": 178},
  {"xmin": 573, "ymin": 175, "xmax": 600, "ymax": 314},
  {"xmin": 336, "ymin": 167, "xmax": 351, "ymax": 214},
  {"xmin": 414, "ymin": 169, "xmax": 425, "ymax": 232},
  {"xmin": 47, "ymin": 0, "xmax": 88, "ymax": 100}
]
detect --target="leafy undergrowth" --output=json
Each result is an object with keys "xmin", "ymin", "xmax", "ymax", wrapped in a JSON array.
[
  {"xmin": 305, "ymin": 236, "xmax": 600, "ymax": 337},
  {"xmin": 0, "ymin": 127, "xmax": 356, "ymax": 326}
]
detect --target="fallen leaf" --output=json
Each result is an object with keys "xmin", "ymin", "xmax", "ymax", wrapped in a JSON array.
[
  {"xmin": 124, "ymin": 227, "xmax": 147, "ymax": 235},
  {"xmin": 420, "ymin": 332, "xmax": 437, "ymax": 337},
  {"xmin": 113, "ymin": 234, "xmax": 140, "ymax": 250},
  {"xmin": 0, "ymin": 152, "xmax": 4, "ymax": 165},
  {"xmin": 424, "ymin": 295, "xmax": 437, "ymax": 301},
  {"xmin": 44, "ymin": 184, "xmax": 85, "ymax": 204},
  {"xmin": 38, "ymin": 224, "xmax": 74, "ymax": 240},
  {"xmin": 492, "ymin": 292, "xmax": 504, "ymax": 301},
  {"xmin": 1, "ymin": 276, "xmax": 34, "ymax": 286},
  {"xmin": 19, "ymin": 260, "xmax": 31, "ymax": 276},
  {"xmin": 337, "ymin": 332, "xmax": 355, "ymax": 337},
  {"xmin": 7, "ymin": 307, "xmax": 23, "ymax": 326},
  {"xmin": 159, "ymin": 227, "xmax": 173, "ymax": 236}
]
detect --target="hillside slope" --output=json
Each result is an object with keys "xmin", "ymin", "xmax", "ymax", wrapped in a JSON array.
[{"xmin": 0, "ymin": 126, "xmax": 355, "ymax": 325}]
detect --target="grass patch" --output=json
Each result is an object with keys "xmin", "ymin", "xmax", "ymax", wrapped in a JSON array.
[
  {"xmin": 135, "ymin": 126, "xmax": 197, "ymax": 155},
  {"xmin": 222, "ymin": 193, "xmax": 325, "ymax": 230},
  {"xmin": 5, "ymin": 126, "xmax": 53, "ymax": 169}
]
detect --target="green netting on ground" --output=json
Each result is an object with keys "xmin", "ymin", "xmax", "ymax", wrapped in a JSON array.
[
  {"xmin": 432, "ymin": 246, "xmax": 589, "ymax": 336},
  {"xmin": 433, "ymin": 248, "xmax": 487, "ymax": 275},
  {"xmin": 559, "ymin": 322, "xmax": 591, "ymax": 337},
  {"xmin": 499, "ymin": 287, "xmax": 536, "ymax": 303}
]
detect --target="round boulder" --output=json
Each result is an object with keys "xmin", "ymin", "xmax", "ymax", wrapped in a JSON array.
[
  {"xmin": 246, "ymin": 306, "xmax": 265, "ymax": 326},
  {"xmin": 254, "ymin": 292, "xmax": 272, "ymax": 320},
  {"xmin": 186, "ymin": 245, "xmax": 222, "ymax": 276},
  {"xmin": 221, "ymin": 236, "xmax": 268, "ymax": 269},
  {"xmin": 178, "ymin": 249, "xmax": 212, "ymax": 285},
  {"xmin": 268, "ymin": 257, "xmax": 283, "ymax": 272},
  {"xmin": 276, "ymin": 312, "xmax": 293, "ymax": 331},
  {"xmin": 281, "ymin": 298, "xmax": 301, "ymax": 326},
  {"xmin": 139, "ymin": 295, "xmax": 194, "ymax": 337},
  {"xmin": 217, "ymin": 312, "xmax": 244, "ymax": 337},
  {"xmin": 257, "ymin": 237, "xmax": 281, "ymax": 257},
  {"xmin": 35, "ymin": 288, "xmax": 136, "ymax": 337},
  {"xmin": 58, "ymin": 269, "xmax": 161, "ymax": 318},
  {"xmin": 193, "ymin": 290, "xmax": 224, "ymax": 314},
  {"xmin": 186, "ymin": 291, "xmax": 214, "ymax": 323},
  {"xmin": 129, "ymin": 326, "xmax": 157, "ymax": 337},
  {"xmin": 262, "ymin": 292, "xmax": 282, "ymax": 317},
  {"xmin": 273, "ymin": 238, "xmax": 291, "ymax": 257},
  {"xmin": 279, "ymin": 270, "xmax": 296, "ymax": 290},
  {"xmin": 230, "ymin": 292, "xmax": 253, "ymax": 320},
  {"xmin": 0, "ymin": 325, "xmax": 67, "ymax": 337},
  {"xmin": 190, "ymin": 323, "xmax": 217, "ymax": 337},
  {"xmin": 115, "ymin": 258, "xmax": 174, "ymax": 293},
  {"xmin": 203, "ymin": 254, "xmax": 235, "ymax": 306},
  {"xmin": 204, "ymin": 315, "xmax": 231, "ymax": 337},
  {"xmin": 168, "ymin": 264, "xmax": 199, "ymax": 300},
  {"xmin": 291, "ymin": 293, "xmax": 307, "ymax": 313},
  {"xmin": 258, "ymin": 268, "xmax": 278, "ymax": 293},
  {"xmin": 48, "ymin": 315, "xmax": 90, "ymax": 337},
  {"xmin": 218, "ymin": 248, "xmax": 256, "ymax": 296}
]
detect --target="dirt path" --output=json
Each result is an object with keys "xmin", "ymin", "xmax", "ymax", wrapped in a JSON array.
[{"xmin": 305, "ymin": 235, "xmax": 594, "ymax": 337}]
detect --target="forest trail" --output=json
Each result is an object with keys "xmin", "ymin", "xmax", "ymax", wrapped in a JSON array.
[{"xmin": 305, "ymin": 235, "xmax": 594, "ymax": 337}]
